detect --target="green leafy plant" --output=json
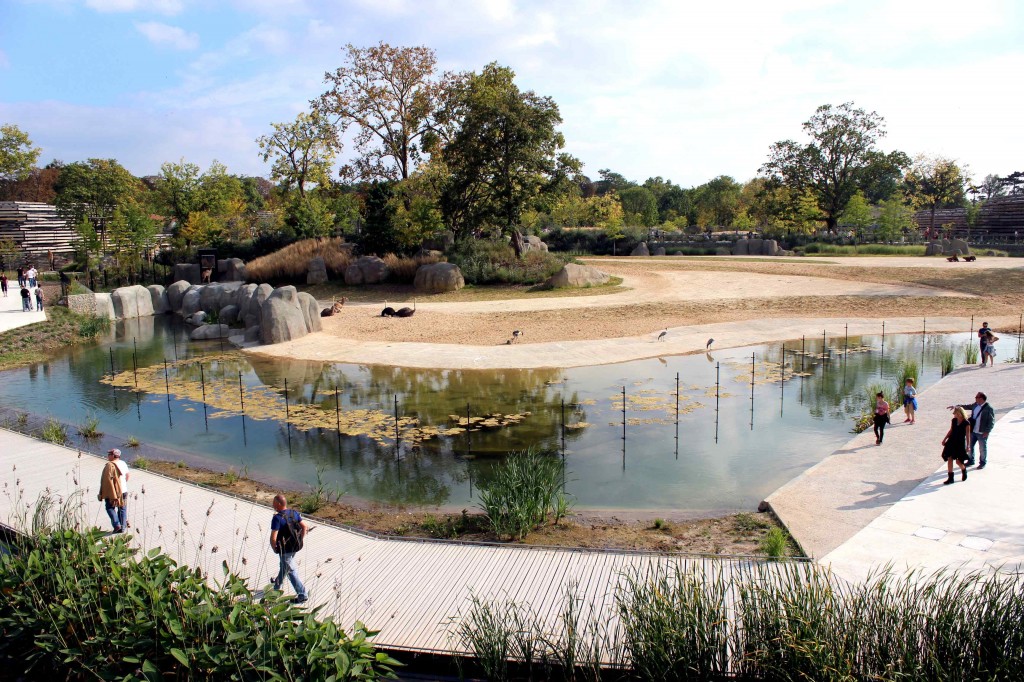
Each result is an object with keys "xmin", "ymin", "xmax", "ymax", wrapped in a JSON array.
[
  {"xmin": 76, "ymin": 414, "xmax": 102, "ymax": 440},
  {"xmin": 477, "ymin": 448, "xmax": 573, "ymax": 541},
  {"xmin": 132, "ymin": 455, "xmax": 150, "ymax": 470},
  {"xmin": 300, "ymin": 464, "xmax": 344, "ymax": 514},
  {"xmin": 40, "ymin": 418, "xmax": 68, "ymax": 445},
  {"xmin": 759, "ymin": 526, "xmax": 790, "ymax": 558},
  {"xmin": 125, "ymin": 435, "xmax": 140, "ymax": 448}
]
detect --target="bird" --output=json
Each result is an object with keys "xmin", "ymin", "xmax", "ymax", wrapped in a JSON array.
[
  {"xmin": 394, "ymin": 301, "xmax": 416, "ymax": 318},
  {"xmin": 380, "ymin": 300, "xmax": 396, "ymax": 317},
  {"xmin": 657, "ymin": 329, "xmax": 667, "ymax": 341},
  {"xmin": 706, "ymin": 338, "xmax": 714, "ymax": 350},
  {"xmin": 512, "ymin": 330, "xmax": 524, "ymax": 342}
]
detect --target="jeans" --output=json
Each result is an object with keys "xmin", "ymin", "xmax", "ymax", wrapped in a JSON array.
[
  {"xmin": 274, "ymin": 551, "xmax": 307, "ymax": 599},
  {"xmin": 969, "ymin": 432, "xmax": 988, "ymax": 465},
  {"xmin": 22, "ymin": 298, "xmax": 31, "ymax": 311},
  {"xmin": 104, "ymin": 494, "xmax": 127, "ymax": 531},
  {"xmin": 873, "ymin": 415, "xmax": 887, "ymax": 443},
  {"xmin": 29, "ymin": 277, "xmax": 36, "ymax": 287}
]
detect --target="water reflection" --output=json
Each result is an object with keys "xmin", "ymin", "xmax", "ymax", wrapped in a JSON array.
[{"xmin": 0, "ymin": 316, "xmax": 976, "ymax": 512}]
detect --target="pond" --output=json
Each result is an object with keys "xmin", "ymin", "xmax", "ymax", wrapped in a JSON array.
[{"xmin": 0, "ymin": 316, "xmax": 977, "ymax": 513}]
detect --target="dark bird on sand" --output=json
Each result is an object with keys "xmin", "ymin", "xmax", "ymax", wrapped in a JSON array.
[
  {"xmin": 381, "ymin": 300, "xmax": 396, "ymax": 317},
  {"xmin": 394, "ymin": 301, "xmax": 416, "ymax": 318},
  {"xmin": 706, "ymin": 338, "xmax": 714, "ymax": 349},
  {"xmin": 512, "ymin": 330, "xmax": 524, "ymax": 342},
  {"xmin": 657, "ymin": 329, "xmax": 667, "ymax": 341}
]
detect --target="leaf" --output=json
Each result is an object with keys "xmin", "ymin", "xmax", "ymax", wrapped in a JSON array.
[{"xmin": 170, "ymin": 647, "xmax": 190, "ymax": 667}]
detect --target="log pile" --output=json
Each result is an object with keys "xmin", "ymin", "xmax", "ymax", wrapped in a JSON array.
[{"xmin": 0, "ymin": 201, "xmax": 77, "ymax": 257}]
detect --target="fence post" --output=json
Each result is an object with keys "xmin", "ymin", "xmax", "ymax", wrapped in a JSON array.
[
  {"xmin": 621, "ymin": 386, "xmax": 626, "ymax": 470},
  {"xmin": 394, "ymin": 395, "xmax": 400, "ymax": 461},
  {"xmin": 164, "ymin": 358, "xmax": 172, "ymax": 428},
  {"xmin": 714, "ymin": 362, "xmax": 720, "ymax": 443},
  {"xmin": 132, "ymin": 337, "xmax": 138, "ymax": 388}
]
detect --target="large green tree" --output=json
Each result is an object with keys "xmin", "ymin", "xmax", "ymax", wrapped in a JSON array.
[
  {"xmin": 692, "ymin": 175, "xmax": 742, "ymax": 228},
  {"xmin": 618, "ymin": 186, "xmax": 659, "ymax": 226},
  {"xmin": 761, "ymin": 102, "xmax": 892, "ymax": 231},
  {"xmin": 903, "ymin": 155, "xmax": 968, "ymax": 237},
  {"xmin": 0, "ymin": 124, "xmax": 41, "ymax": 183},
  {"xmin": 316, "ymin": 42, "xmax": 445, "ymax": 181},
  {"xmin": 438, "ymin": 63, "xmax": 580, "ymax": 256},
  {"xmin": 54, "ymin": 159, "xmax": 139, "ymax": 227},
  {"xmin": 257, "ymin": 111, "xmax": 339, "ymax": 197}
]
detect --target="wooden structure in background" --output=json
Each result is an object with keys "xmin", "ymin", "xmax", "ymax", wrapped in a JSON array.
[
  {"xmin": 914, "ymin": 195, "xmax": 1024, "ymax": 238},
  {"xmin": 0, "ymin": 201, "xmax": 78, "ymax": 258}
]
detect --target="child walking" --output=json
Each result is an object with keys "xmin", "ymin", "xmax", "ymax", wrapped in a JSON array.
[{"xmin": 903, "ymin": 378, "xmax": 917, "ymax": 424}]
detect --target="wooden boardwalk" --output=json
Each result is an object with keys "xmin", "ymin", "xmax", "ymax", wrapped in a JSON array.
[{"xmin": 0, "ymin": 428, "xmax": 774, "ymax": 655}]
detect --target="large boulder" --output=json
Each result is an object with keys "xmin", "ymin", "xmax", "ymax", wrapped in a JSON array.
[
  {"xmin": 733, "ymin": 239, "xmax": 750, "ymax": 256},
  {"xmin": 190, "ymin": 324, "xmax": 231, "ymax": 341},
  {"xmin": 111, "ymin": 285, "xmax": 155, "ymax": 319},
  {"xmin": 546, "ymin": 263, "xmax": 611, "ymax": 289},
  {"xmin": 297, "ymin": 292, "xmax": 323, "ymax": 333},
  {"xmin": 181, "ymin": 287, "xmax": 203, "ymax": 318},
  {"xmin": 747, "ymin": 238, "xmax": 764, "ymax": 255},
  {"xmin": 219, "ymin": 304, "xmax": 239, "ymax": 326},
  {"xmin": 763, "ymin": 239, "xmax": 781, "ymax": 256},
  {"xmin": 167, "ymin": 280, "xmax": 191, "ymax": 312},
  {"xmin": 251, "ymin": 283, "xmax": 273, "ymax": 319},
  {"xmin": 414, "ymin": 262, "xmax": 465, "ymax": 293},
  {"xmin": 949, "ymin": 238, "xmax": 970, "ymax": 256},
  {"xmin": 307, "ymin": 256, "xmax": 328, "ymax": 285},
  {"xmin": 631, "ymin": 242, "xmax": 650, "ymax": 256},
  {"xmin": 218, "ymin": 258, "xmax": 246, "ymax": 282},
  {"xmin": 523, "ymin": 235, "xmax": 548, "ymax": 253},
  {"xmin": 173, "ymin": 263, "xmax": 201, "ymax": 285},
  {"xmin": 199, "ymin": 285, "xmax": 220, "ymax": 315},
  {"xmin": 652, "ymin": 246, "xmax": 667, "ymax": 256},
  {"xmin": 925, "ymin": 241, "xmax": 943, "ymax": 256},
  {"xmin": 260, "ymin": 286, "xmax": 310, "ymax": 344},
  {"xmin": 234, "ymin": 283, "xmax": 257, "ymax": 315},
  {"xmin": 344, "ymin": 256, "xmax": 389, "ymax": 285},
  {"xmin": 94, "ymin": 293, "xmax": 116, "ymax": 320},
  {"xmin": 147, "ymin": 284, "xmax": 169, "ymax": 314}
]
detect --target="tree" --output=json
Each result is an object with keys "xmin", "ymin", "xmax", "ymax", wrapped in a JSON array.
[
  {"xmin": 72, "ymin": 215, "xmax": 103, "ymax": 268},
  {"xmin": 903, "ymin": 155, "xmax": 968, "ymax": 237},
  {"xmin": 761, "ymin": 102, "xmax": 889, "ymax": 231},
  {"xmin": 257, "ymin": 111, "xmax": 339, "ymax": 197},
  {"xmin": 0, "ymin": 124, "xmax": 41, "ymax": 183},
  {"xmin": 107, "ymin": 201, "xmax": 158, "ymax": 268},
  {"xmin": 876, "ymin": 197, "xmax": 915, "ymax": 241},
  {"xmin": 438, "ymin": 63, "xmax": 580, "ymax": 256},
  {"xmin": 618, "ymin": 186, "xmax": 658, "ymax": 226},
  {"xmin": 839, "ymin": 191, "xmax": 874, "ymax": 241},
  {"xmin": 595, "ymin": 169, "xmax": 632, "ymax": 195},
  {"xmin": 54, "ymin": 159, "xmax": 139, "ymax": 227},
  {"xmin": 156, "ymin": 159, "xmax": 203, "ymax": 226},
  {"xmin": 692, "ymin": 175, "xmax": 742, "ymax": 228},
  {"xmin": 316, "ymin": 42, "xmax": 445, "ymax": 181},
  {"xmin": 285, "ymin": 193, "xmax": 335, "ymax": 239}
]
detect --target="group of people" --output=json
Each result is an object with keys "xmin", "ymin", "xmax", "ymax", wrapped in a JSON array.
[
  {"xmin": 978, "ymin": 322, "xmax": 999, "ymax": 367},
  {"xmin": 871, "ymin": 377, "xmax": 917, "ymax": 446},
  {"xmin": 97, "ymin": 450, "xmax": 310, "ymax": 604},
  {"xmin": 2, "ymin": 266, "xmax": 45, "ymax": 311}
]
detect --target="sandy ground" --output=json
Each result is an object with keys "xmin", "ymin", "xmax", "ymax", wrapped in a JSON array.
[{"xmin": 248, "ymin": 256, "xmax": 1024, "ymax": 369}]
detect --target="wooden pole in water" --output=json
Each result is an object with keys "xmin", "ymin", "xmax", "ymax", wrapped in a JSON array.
[
  {"xmin": 283, "ymin": 377, "xmax": 289, "ymax": 418},
  {"xmin": 132, "ymin": 337, "xmax": 138, "ymax": 387},
  {"xmin": 780, "ymin": 347, "xmax": 785, "ymax": 416},
  {"xmin": 750, "ymin": 352, "xmax": 755, "ymax": 430},
  {"xmin": 199, "ymin": 362, "xmax": 208, "ymax": 431},
  {"xmin": 844, "ymin": 323, "xmax": 848, "ymax": 360},
  {"xmin": 109, "ymin": 348, "xmax": 115, "ymax": 379},
  {"xmin": 164, "ymin": 358, "xmax": 172, "ymax": 428},
  {"xmin": 466, "ymin": 402, "xmax": 471, "ymax": 458},
  {"xmin": 801, "ymin": 335, "xmax": 806, "ymax": 371},
  {"xmin": 621, "ymin": 386, "xmax": 626, "ymax": 470},
  {"xmin": 238, "ymin": 370, "xmax": 247, "ymax": 445},
  {"xmin": 714, "ymin": 362, "xmax": 720, "ymax": 444},
  {"xmin": 335, "ymin": 384, "xmax": 342, "ymax": 460},
  {"xmin": 560, "ymin": 398, "xmax": 566, "ymax": 457},
  {"xmin": 394, "ymin": 395, "xmax": 400, "ymax": 461}
]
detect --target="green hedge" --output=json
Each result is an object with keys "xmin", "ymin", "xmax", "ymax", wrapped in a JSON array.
[{"xmin": 0, "ymin": 528, "xmax": 399, "ymax": 681}]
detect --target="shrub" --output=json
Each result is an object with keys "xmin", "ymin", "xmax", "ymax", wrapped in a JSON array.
[
  {"xmin": 759, "ymin": 526, "xmax": 790, "ymax": 557},
  {"xmin": 0, "ymin": 528, "xmax": 400, "ymax": 680},
  {"xmin": 40, "ymin": 418, "xmax": 67, "ymax": 445},
  {"xmin": 477, "ymin": 448, "xmax": 573, "ymax": 540},
  {"xmin": 383, "ymin": 252, "xmax": 442, "ymax": 284},
  {"xmin": 77, "ymin": 414, "xmax": 102, "ymax": 440},
  {"xmin": 245, "ymin": 237, "xmax": 353, "ymax": 283},
  {"xmin": 449, "ymin": 240, "xmax": 569, "ymax": 285}
]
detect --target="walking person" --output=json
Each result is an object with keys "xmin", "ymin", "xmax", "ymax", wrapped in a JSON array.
[
  {"xmin": 20, "ymin": 285, "xmax": 31, "ymax": 311},
  {"xmin": 0, "ymin": 273, "xmax": 7, "ymax": 297},
  {"xmin": 97, "ymin": 450, "xmax": 126, "ymax": 533},
  {"xmin": 34, "ymin": 285, "xmax": 43, "ymax": 311},
  {"xmin": 873, "ymin": 391, "xmax": 890, "ymax": 445},
  {"xmin": 977, "ymin": 322, "xmax": 990, "ymax": 366},
  {"xmin": 26, "ymin": 265, "xmax": 37, "ymax": 288},
  {"xmin": 902, "ymin": 377, "xmax": 917, "ymax": 424},
  {"xmin": 269, "ymin": 494, "xmax": 308, "ymax": 604},
  {"xmin": 940, "ymin": 406, "xmax": 971, "ymax": 485},
  {"xmin": 982, "ymin": 330, "xmax": 998, "ymax": 367},
  {"xmin": 949, "ymin": 392, "xmax": 995, "ymax": 468},
  {"xmin": 16, "ymin": 266, "xmax": 24, "ymax": 288}
]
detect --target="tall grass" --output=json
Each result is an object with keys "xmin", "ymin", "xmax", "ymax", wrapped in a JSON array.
[
  {"xmin": 800, "ymin": 243, "xmax": 927, "ymax": 256},
  {"xmin": 244, "ymin": 237, "xmax": 353, "ymax": 283},
  {"xmin": 963, "ymin": 341, "xmax": 980, "ymax": 365},
  {"xmin": 940, "ymin": 347, "xmax": 956, "ymax": 375},
  {"xmin": 382, "ymin": 252, "xmax": 442, "ymax": 283},
  {"xmin": 40, "ymin": 418, "xmax": 68, "ymax": 445},
  {"xmin": 758, "ymin": 526, "xmax": 790, "ymax": 558},
  {"xmin": 449, "ymin": 240, "xmax": 570, "ymax": 285},
  {"xmin": 76, "ymin": 414, "xmax": 102, "ymax": 440},
  {"xmin": 477, "ymin": 448, "xmax": 573, "ymax": 540}
]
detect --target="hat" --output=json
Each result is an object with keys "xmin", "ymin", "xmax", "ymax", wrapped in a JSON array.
[{"xmin": 108, "ymin": 448, "xmax": 121, "ymax": 457}]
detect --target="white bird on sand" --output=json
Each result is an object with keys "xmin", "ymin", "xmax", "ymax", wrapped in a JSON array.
[
  {"xmin": 657, "ymin": 329, "xmax": 668, "ymax": 341},
  {"xmin": 706, "ymin": 338, "xmax": 714, "ymax": 349},
  {"xmin": 512, "ymin": 330, "xmax": 524, "ymax": 342}
]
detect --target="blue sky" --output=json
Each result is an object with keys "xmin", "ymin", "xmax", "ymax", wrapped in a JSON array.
[{"xmin": 2, "ymin": 0, "xmax": 1022, "ymax": 187}]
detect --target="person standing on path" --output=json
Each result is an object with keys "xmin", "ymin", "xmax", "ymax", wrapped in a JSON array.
[
  {"xmin": 269, "ymin": 494, "xmax": 309, "ymax": 603},
  {"xmin": 0, "ymin": 273, "xmax": 7, "ymax": 297},
  {"xmin": 98, "ymin": 450, "xmax": 126, "ymax": 533},
  {"xmin": 34, "ymin": 285, "xmax": 43, "ymax": 311},
  {"xmin": 108, "ymin": 448, "xmax": 130, "ymax": 528},
  {"xmin": 949, "ymin": 392, "xmax": 995, "ymax": 469},
  {"xmin": 26, "ymin": 265, "xmax": 37, "ymax": 288},
  {"xmin": 873, "ymin": 392, "xmax": 890, "ymax": 445},
  {"xmin": 977, "ymin": 322, "xmax": 991, "ymax": 365},
  {"xmin": 940, "ymin": 406, "xmax": 971, "ymax": 485},
  {"xmin": 16, "ymin": 266, "xmax": 24, "ymax": 288},
  {"xmin": 20, "ymin": 285, "xmax": 31, "ymax": 311},
  {"xmin": 982, "ymin": 330, "xmax": 998, "ymax": 367},
  {"xmin": 902, "ymin": 377, "xmax": 917, "ymax": 424}
]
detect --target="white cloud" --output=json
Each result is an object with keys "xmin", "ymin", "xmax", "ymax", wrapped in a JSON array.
[
  {"xmin": 86, "ymin": 0, "xmax": 183, "ymax": 15},
  {"xmin": 135, "ymin": 21, "xmax": 200, "ymax": 50}
]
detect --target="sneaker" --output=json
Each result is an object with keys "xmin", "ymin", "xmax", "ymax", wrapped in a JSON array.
[
  {"xmin": 966, "ymin": 459, "xmax": 975, "ymax": 466},
  {"xmin": 292, "ymin": 596, "xmax": 308, "ymax": 604},
  {"xmin": 977, "ymin": 462, "xmax": 986, "ymax": 470}
]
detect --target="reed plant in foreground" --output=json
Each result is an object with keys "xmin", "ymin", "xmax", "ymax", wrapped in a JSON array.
[
  {"xmin": 477, "ymin": 448, "xmax": 573, "ymax": 540},
  {"xmin": 963, "ymin": 340, "xmax": 979, "ymax": 365},
  {"xmin": 940, "ymin": 347, "xmax": 956, "ymax": 376}
]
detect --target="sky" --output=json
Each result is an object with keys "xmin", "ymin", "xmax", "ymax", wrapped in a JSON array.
[{"xmin": 2, "ymin": 0, "xmax": 1023, "ymax": 188}]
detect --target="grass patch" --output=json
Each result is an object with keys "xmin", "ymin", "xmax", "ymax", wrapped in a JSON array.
[
  {"xmin": 799, "ymin": 243, "xmax": 928, "ymax": 256},
  {"xmin": 0, "ymin": 306, "xmax": 110, "ymax": 371},
  {"xmin": 76, "ymin": 414, "xmax": 102, "ymax": 440},
  {"xmin": 478, "ymin": 448, "xmax": 573, "ymax": 541},
  {"xmin": 244, "ymin": 237, "xmax": 352, "ymax": 283},
  {"xmin": 40, "ymin": 418, "xmax": 68, "ymax": 445},
  {"xmin": 125, "ymin": 435, "xmax": 140, "ymax": 448},
  {"xmin": 759, "ymin": 526, "xmax": 790, "ymax": 557},
  {"xmin": 132, "ymin": 455, "xmax": 150, "ymax": 470}
]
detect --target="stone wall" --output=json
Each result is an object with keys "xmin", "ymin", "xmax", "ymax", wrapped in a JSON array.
[{"xmin": 66, "ymin": 293, "xmax": 97, "ymax": 316}]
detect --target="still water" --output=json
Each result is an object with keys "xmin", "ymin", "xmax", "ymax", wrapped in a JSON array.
[{"xmin": 0, "ymin": 316, "xmax": 973, "ymax": 513}]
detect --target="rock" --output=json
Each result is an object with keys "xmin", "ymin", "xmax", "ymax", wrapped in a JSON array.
[
  {"xmin": 763, "ymin": 239, "xmax": 781, "ymax": 256},
  {"xmin": 747, "ymin": 238, "xmax": 764, "ymax": 255},
  {"xmin": 297, "ymin": 292, "xmax": 323, "ymax": 333},
  {"xmin": 147, "ymin": 284, "xmax": 169, "ymax": 314},
  {"xmin": 652, "ymin": 246, "xmax": 666, "ymax": 256},
  {"xmin": 243, "ymin": 313, "xmax": 259, "ymax": 329},
  {"xmin": 167, "ymin": 280, "xmax": 191, "ymax": 312},
  {"xmin": 111, "ymin": 285, "xmax": 155, "ymax": 319},
  {"xmin": 219, "ymin": 304, "xmax": 239, "ymax": 325},
  {"xmin": 225, "ymin": 258, "xmax": 246, "ymax": 281},
  {"xmin": 190, "ymin": 324, "xmax": 230, "ymax": 341},
  {"xmin": 94, "ymin": 293, "xmax": 116, "ymax": 320},
  {"xmin": 925, "ymin": 241, "xmax": 943, "ymax": 256},
  {"xmin": 188, "ymin": 311, "xmax": 208, "ymax": 325},
  {"xmin": 733, "ymin": 239, "xmax": 750, "ymax": 256},
  {"xmin": 421, "ymin": 231, "xmax": 455, "ymax": 252},
  {"xmin": 173, "ymin": 263, "xmax": 201, "ymax": 285},
  {"xmin": 199, "ymin": 284, "xmax": 220, "ymax": 313},
  {"xmin": 244, "ymin": 326, "xmax": 261, "ymax": 343},
  {"xmin": 523, "ymin": 235, "xmax": 548, "ymax": 253},
  {"xmin": 343, "ymin": 256, "xmax": 389, "ymax": 285},
  {"xmin": 630, "ymin": 242, "xmax": 650, "ymax": 256},
  {"xmin": 260, "ymin": 286, "xmax": 310, "ymax": 344},
  {"xmin": 716, "ymin": 247, "xmax": 732, "ymax": 256},
  {"xmin": 251, "ymin": 283, "xmax": 273, "ymax": 319},
  {"xmin": 234, "ymin": 283, "xmax": 257, "ymax": 315},
  {"xmin": 546, "ymin": 263, "xmax": 611, "ymax": 289},
  {"xmin": 181, "ymin": 287, "xmax": 203, "ymax": 318},
  {"xmin": 307, "ymin": 256, "xmax": 328, "ymax": 285},
  {"xmin": 949, "ymin": 238, "xmax": 970, "ymax": 256},
  {"xmin": 414, "ymin": 262, "xmax": 465, "ymax": 293}
]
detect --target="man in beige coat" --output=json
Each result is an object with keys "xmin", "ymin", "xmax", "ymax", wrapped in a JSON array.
[{"xmin": 98, "ymin": 449, "xmax": 126, "ymax": 533}]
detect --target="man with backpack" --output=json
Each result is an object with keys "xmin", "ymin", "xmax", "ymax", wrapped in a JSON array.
[{"xmin": 269, "ymin": 494, "xmax": 309, "ymax": 604}]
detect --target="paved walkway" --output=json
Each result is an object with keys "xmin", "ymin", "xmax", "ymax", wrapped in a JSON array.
[
  {"xmin": 0, "ymin": 279, "xmax": 45, "ymax": 332},
  {"xmin": 762, "ymin": 362, "xmax": 1024, "ymax": 582}
]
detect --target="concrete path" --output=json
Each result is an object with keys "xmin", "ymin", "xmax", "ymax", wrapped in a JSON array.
[
  {"xmin": 0, "ymin": 280, "xmax": 45, "ymax": 332},
  {"xmin": 762, "ymin": 362, "xmax": 1024, "ymax": 582}
]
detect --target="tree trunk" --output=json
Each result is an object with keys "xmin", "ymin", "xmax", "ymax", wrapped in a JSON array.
[{"xmin": 510, "ymin": 228, "xmax": 526, "ymax": 258}]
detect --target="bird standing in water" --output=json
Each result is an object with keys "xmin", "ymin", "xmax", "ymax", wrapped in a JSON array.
[{"xmin": 657, "ymin": 329, "xmax": 667, "ymax": 341}]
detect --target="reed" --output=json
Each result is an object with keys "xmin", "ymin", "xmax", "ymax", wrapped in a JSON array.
[
  {"xmin": 40, "ymin": 418, "xmax": 68, "ymax": 445},
  {"xmin": 963, "ymin": 341, "xmax": 979, "ymax": 365},
  {"xmin": 940, "ymin": 347, "xmax": 956, "ymax": 376},
  {"xmin": 244, "ymin": 237, "xmax": 353, "ymax": 283},
  {"xmin": 477, "ymin": 448, "xmax": 573, "ymax": 540},
  {"xmin": 759, "ymin": 526, "xmax": 790, "ymax": 558},
  {"xmin": 76, "ymin": 414, "xmax": 102, "ymax": 440}
]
